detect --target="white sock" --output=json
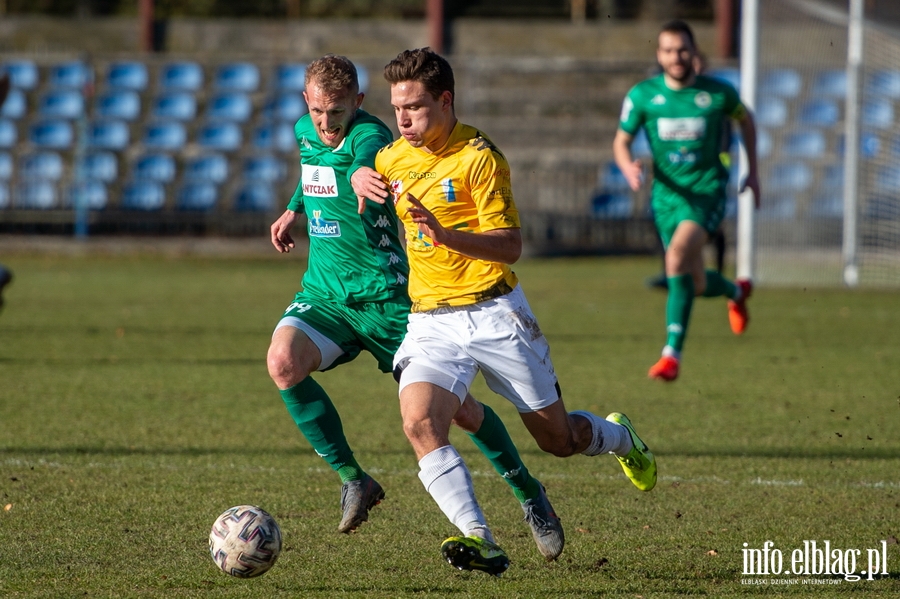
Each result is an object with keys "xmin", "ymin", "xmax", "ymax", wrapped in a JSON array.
[
  {"xmin": 570, "ymin": 410, "xmax": 633, "ymax": 457},
  {"xmin": 418, "ymin": 445, "xmax": 490, "ymax": 538},
  {"xmin": 662, "ymin": 345, "xmax": 681, "ymax": 360}
]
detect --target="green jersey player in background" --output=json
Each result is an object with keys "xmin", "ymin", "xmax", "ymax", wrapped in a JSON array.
[
  {"xmin": 613, "ymin": 20, "xmax": 761, "ymax": 382},
  {"xmin": 267, "ymin": 56, "xmax": 561, "ymax": 557}
]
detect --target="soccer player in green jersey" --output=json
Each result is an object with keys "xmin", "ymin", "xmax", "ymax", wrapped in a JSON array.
[
  {"xmin": 613, "ymin": 20, "xmax": 761, "ymax": 382},
  {"xmin": 266, "ymin": 56, "xmax": 561, "ymax": 554}
]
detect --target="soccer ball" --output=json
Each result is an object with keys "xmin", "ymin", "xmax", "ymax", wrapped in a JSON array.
[{"xmin": 209, "ymin": 505, "xmax": 282, "ymax": 578}]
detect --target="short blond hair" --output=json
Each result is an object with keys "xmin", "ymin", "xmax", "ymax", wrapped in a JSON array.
[{"xmin": 305, "ymin": 54, "xmax": 359, "ymax": 95}]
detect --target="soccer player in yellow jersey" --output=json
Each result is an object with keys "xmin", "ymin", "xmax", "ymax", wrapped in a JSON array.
[{"xmin": 374, "ymin": 48, "xmax": 658, "ymax": 576}]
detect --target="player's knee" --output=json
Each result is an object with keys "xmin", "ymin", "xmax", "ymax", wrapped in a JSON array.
[{"xmin": 267, "ymin": 343, "xmax": 301, "ymax": 388}]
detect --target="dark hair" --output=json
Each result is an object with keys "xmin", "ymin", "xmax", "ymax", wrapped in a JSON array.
[
  {"xmin": 660, "ymin": 20, "xmax": 696, "ymax": 50},
  {"xmin": 383, "ymin": 47, "xmax": 454, "ymax": 104},
  {"xmin": 305, "ymin": 54, "xmax": 359, "ymax": 95}
]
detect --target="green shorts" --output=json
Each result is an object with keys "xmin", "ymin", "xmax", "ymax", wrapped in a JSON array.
[
  {"xmin": 275, "ymin": 292, "xmax": 411, "ymax": 373},
  {"xmin": 651, "ymin": 185, "xmax": 727, "ymax": 248}
]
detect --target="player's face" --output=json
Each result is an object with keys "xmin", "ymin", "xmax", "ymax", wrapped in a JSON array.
[
  {"xmin": 303, "ymin": 82, "xmax": 364, "ymax": 148},
  {"xmin": 390, "ymin": 80, "xmax": 453, "ymax": 152},
  {"xmin": 657, "ymin": 31, "xmax": 695, "ymax": 84}
]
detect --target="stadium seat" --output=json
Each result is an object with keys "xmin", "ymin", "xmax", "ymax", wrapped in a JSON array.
[
  {"xmin": 274, "ymin": 63, "xmax": 306, "ymax": 91},
  {"xmin": 150, "ymin": 92, "xmax": 197, "ymax": 121},
  {"xmin": 252, "ymin": 121, "xmax": 296, "ymax": 152},
  {"xmin": 14, "ymin": 181, "xmax": 57, "ymax": 209},
  {"xmin": 176, "ymin": 182, "xmax": 218, "ymax": 211},
  {"xmin": 77, "ymin": 151, "xmax": 118, "ymax": 182},
  {"xmin": 184, "ymin": 153, "xmax": 228, "ymax": 184},
  {"xmin": 755, "ymin": 97, "xmax": 788, "ymax": 128},
  {"xmin": 0, "ymin": 183, "xmax": 8, "ymax": 208},
  {"xmin": 0, "ymin": 120, "xmax": 17, "ymax": 148},
  {"xmin": 0, "ymin": 88, "xmax": 27, "ymax": 119},
  {"xmin": 759, "ymin": 68, "xmax": 802, "ymax": 98},
  {"xmin": 142, "ymin": 121, "xmax": 187, "ymax": 151},
  {"xmin": 862, "ymin": 99, "xmax": 894, "ymax": 129},
  {"xmin": 87, "ymin": 119, "xmax": 130, "ymax": 151},
  {"xmin": 48, "ymin": 61, "xmax": 92, "ymax": 89},
  {"xmin": 631, "ymin": 129, "xmax": 651, "ymax": 157},
  {"xmin": 358, "ymin": 65, "xmax": 370, "ymax": 94},
  {"xmin": 591, "ymin": 192, "xmax": 632, "ymax": 219},
  {"xmin": 707, "ymin": 67, "xmax": 740, "ymax": 91},
  {"xmin": 261, "ymin": 93, "xmax": 307, "ymax": 123},
  {"xmin": 874, "ymin": 165, "xmax": 900, "ymax": 193},
  {"xmin": 756, "ymin": 128, "xmax": 772, "ymax": 158},
  {"xmin": 197, "ymin": 121, "xmax": 242, "ymax": 151},
  {"xmin": 597, "ymin": 161, "xmax": 629, "ymax": 192},
  {"xmin": 65, "ymin": 180, "xmax": 108, "ymax": 210},
  {"xmin": 0, "ymin": 152, "xmax": 13, "ymax": 179},
  {"xmin": 205, "ymin": 92, "xmax": 253, "ymax": 122},
  {"xmin": 95, "ymin": 90, "xmax": 141, "ymax": 121},
  {"xmin": 214, "ymin": 62, "xmax": 260, "ymax": 92},
  {"xmin": 766, "ymin": 163, "xmax": 812, "ymax": 192},
  {"xmin": 812, "ymin": 69, "xmax": 847, "ymax": 97},
  {"xmin": 865, "ymin": 69, "xmax": 900, "ymax": 99},
  {"xmin": 797, "ymin": 99, "xmax": 839, "ymax": 127},
  {"xmin": 808, "ymin": 191, "xmax": 842, "ymax": 219},
  {"xmin": 121, "ymin": 180, "xmax": 166, "ymax": 210},
  {"xmin": 822, "ymin": 163, "xmax": 844, "ymax": 190},
  {"xmin": 159, "ymin": 62, "xmax": 203, "ymax": 91},
  {"xmin": 243, "ymin": 155, "xmax": 286, "ymax": 183},
  {"xmin": 18, "ymin": 151, "xmax": 64, "ymax": 181},
  {"xmin": 132, "ymin": 153, "xmax": 176, "ymax": 183},
  {"xmin": 836, "ymin": 131, "xmax": 881, "ymax": 158},
  {"xmin": 758, "ymin": 196, "xmax": 797, "ymax": 220},
  {"xmin": 29, "ymin": 120, "xmax": 74, "ymax": 149},
  {"xmin": 38, "ymin": 90, "xmax": 86, "ymax": 119},
  {"xmin": 106, "ymin": 61, "xmax": 149, "ymax": 91},
  {"xmin": 234, "ymin": 184, "xmax": 276, "ymax": 212},
  {"xmin": 783, "ymin": 130, "xmax": 826, "ymax": 158},
  {"xmin": 4, "ymin": 59, "xmax": 38, "ymax": 90}
]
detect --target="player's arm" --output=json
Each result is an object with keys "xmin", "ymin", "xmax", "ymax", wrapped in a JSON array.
[
  {"xmin": 349, "ymin": 130, "xmax": 392, "ymax": 214},
  {"xmin": 405, "ymin": 193, "xmax": 522, "ymax": 264},
  {"xmin": 612, "ymin": 129, "xmax": 643, "ymax": 192},
  {"xmin": 735, "ymin": 109, "xmax": 761, "ymax": 209},
  {"xmin": 271, "ymin": 175, "xmax": 305, "ymax": 253}
]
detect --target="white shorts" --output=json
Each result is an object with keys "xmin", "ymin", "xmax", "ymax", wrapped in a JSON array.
[{"xmin": 393, "ymin": 284, "xmax": 560, "ymax": 413}]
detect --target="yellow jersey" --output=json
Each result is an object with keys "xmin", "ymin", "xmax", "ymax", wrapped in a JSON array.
[{"xmin": 375, "ymin": 122, "xmax": 520, "ymax": 312}]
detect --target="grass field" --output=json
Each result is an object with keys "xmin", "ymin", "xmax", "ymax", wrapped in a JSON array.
[{"xmin": 0, "ymin": 252, "xmax": 898, "ymax": 598}]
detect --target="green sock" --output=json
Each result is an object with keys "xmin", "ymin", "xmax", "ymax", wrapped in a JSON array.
[
  {"xmin": 467, "ymin": 404, "xmax": 541, "ymax": 503},
  {"xmin": 666, "ymin": 274, "xmax": 695, "ymax": 353},
  {"xmin": 702, "ymin": 269, "xmax": 737, "ymax": 299},
  {"xmin": 280, "ymin": 377, "xmax": 363, "ymax": 483}
]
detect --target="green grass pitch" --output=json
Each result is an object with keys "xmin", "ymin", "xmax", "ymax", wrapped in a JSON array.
[{"xmin": 0, "ymin": 253, "xmax": 898, "ymax": 598}]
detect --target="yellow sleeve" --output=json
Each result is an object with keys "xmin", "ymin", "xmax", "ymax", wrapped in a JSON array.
[{"xmin": 468, "ymin": 139, "xmax": 520, "ymax": 231}]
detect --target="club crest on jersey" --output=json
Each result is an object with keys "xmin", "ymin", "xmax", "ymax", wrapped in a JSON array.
[
  {"xmin": 302, "ymin": 164, "xmax": 338, "ymax": 197},
  {"xmin": 308, "ymin": 210, "xmax": 341, "ymax": 237},
  {"xmin": 390, "ymin": 179, "xmax": 403, "ymax": 205},
  {"xmin": 695, "ymin": 91, "xmax": 712, "ymax": 108}
]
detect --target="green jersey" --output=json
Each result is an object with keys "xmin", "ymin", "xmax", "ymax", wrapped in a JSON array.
[
  {"xmin": 286, "ymin": 110, "xmax": 408, "ymax": 305},
  {"xmin": 619, "ymin": 74, "xmax": 745, "ymax": 200}
]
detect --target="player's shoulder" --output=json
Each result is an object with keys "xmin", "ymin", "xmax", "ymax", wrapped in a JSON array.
[
  {"xmin": 629, "ymin": 74, "xmax": 665, "ymax": 97},
  {"xmin": 695, "ymin": 74, "xmax": 739, "ymax": 96},
  {"xmin": 348, "ymin": 110, "xmax": 392, "ymax": 139},
  {"xmin": 458, "ymin": 123, "xmax": 507, "ymax": 163}
]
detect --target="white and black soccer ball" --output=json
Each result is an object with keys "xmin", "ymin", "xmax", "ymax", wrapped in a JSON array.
[{"xmin": 209, "ymin": 505, "xmax": 282, "ymax": 578}]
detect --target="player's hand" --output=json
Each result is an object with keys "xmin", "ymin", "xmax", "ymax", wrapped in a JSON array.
[
  {"xmin": 270, "ymin": 209, "xmax": 300, "ymax": 253},
  {"xmin": 741, "ymin": 171, "xmax": 761, "ymax": 209},
  {"xmin": 405, "ymin": 193, "xmax": 445, "ymax": 245},
  {"xmin": 621, "ymin": 159, "xmax": 644, "ymax": 191},
  {"xmin": 351, "ymin": 166, "xmax": 389, "ymax": 214}
]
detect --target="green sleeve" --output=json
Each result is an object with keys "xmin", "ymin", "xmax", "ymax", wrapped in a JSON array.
[
  {"xmin": 723, "ymin": 83, "xmax": 746, "ymax": 120},
  {"xmin": 618, "ymin": 87, "xmax": 644, "ymax": 136},
  {"xmin": 286, "ymin": 177, "xmax": 304, "ymax": 212},
  {"xmin": 346, "ymin": 128, "xmax": 392, "ymax": 182}
]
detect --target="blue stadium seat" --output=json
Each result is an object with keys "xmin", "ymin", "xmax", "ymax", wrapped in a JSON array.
[
  {"xmin": 106, "ymin": 61, "xmax": 148, "ymax": 91},
  {"xmin": 197, "ymin": 121, "xmax": 242, "ymax": 151},
  {"xmin": 797, "ymin": 99, "xmax": 839, "ymax": 127},
  {"xmin": 252, "ymin": 121, "xmax": 296, "ymax": 152},
  {"xmin": 38, "ymin": 90, "xmax": 86, "ymax": 119},
  {"xmin": 15, "ymin": 181, "xmax": 57, "ymax": 209},
  {"xmin": 77, "ymin": 151, "xmax": 118, "ymax": 182},
  {"xmin": 766, "ymin": 163, "xmax": 812, "ymax": 192},
  {"xmin": 862, "ymin": 99, "xmax": 894, "ymax": 129},
  {"xmin": 4, "ymin": 59, "xmax": 39, "ymax": 90},
  {"xmin": 836, "ymin": 131, "xmax": 881, "ymax": 158},
  {"xmin": 132, "ymin": 153, "xmax": 176, "ymax": 183},
  {"xmin": 48, "ymin": 62, "xmax": 92, "ymax": 89},
  {"xmin": 759, "ymin": 68, "xmax": 802, "ymax": 98},
  {"xmin": 235, "ymin": 184, "xmax": 276, "ymax": 212},
  {"xmin": 0, "ymin": 152, "xmax": 13, "ymax": 180},
  {"xmin": 243, "ymin": 155, "xmax": 286, "ymax": 183},
  {"xmin": 159, "ymin": 62, "xmax": 203, "ymax": 91},
  {"xmin": 151, "ymin": 92, "xmax": 197, "ymax": 121},
  {"xmin": 783, "ymin": 130, "xmax": 826, "ymax": 158},
  {"xmin": 65, "ymin": 180, "xmax": 108, "ymax": 210},
  {"xmin": 29, "ymin": 120, "xmax": 74, "ymax": 149},
  {"xmin": 176, "ymin": 182, "xmax": 218, "ymax": 211},
  {"xmin": 874, "ymin": 165, "xmax": 900, "ymax": 193},
  {"xmin": 121, "ymin": 180, "xmax": 166, "ymax": 210},
  {"xmin": 759, "ymin": 196, "xmax": 797, "ymax": 220},
  {"xmin": 631, "ymin": 129, "xmax": 651, "ymax": 157},
  {"xmin": 1, "ymin": 88, "xmax": 27, "ymax": 119},
  {"xmin": 757, "ymin": 128, "xmax": 772, "ymax": 158},
  {"xmin": 808, "ymin": 191, "xmax": 842, "ymax": 219},
  {"xmin": 0, "ymin": 183, "xmax": 8, "ymax": 208},
  {"xmin": 18, "ymin": 151, "xmax": 64, "ymax": 181},
  {"xmin": 95, "ymin": 90, "xmax": 141, "ymax": 121},
  {"xmin": 184, "ymin": 153, "xmax": 228, "ymax": 184},
  {"xmin": 358, "ymin": 65, "xmax": 370, "ymax": 94},
  {"xmin": 274, "ymin": 63, "xmax": 306, "ymax": 91},
  {"xmin": 822, "ymin": 163, "xmax": 844, "ymax": 190},
  {"xmin": 214, "ymin": 62, "xmax": 260, "ymax": 92},
  {"xmin": 597, "ymin": 161, "xmax": 629, "ymax": 192},
  {"xmin": 755, "ymin": 97, "xmax": 788, "ymax": 128},
  {"xmin": 591, "ymin": 192, "xmax": 632, "ymax": 219},
  {"xmin": 143, "ymin": 121, "xmax": 187, "ymax": 151},
  {"xmin": 0, "ymin": 120, "xmax": 17, "ymax": 148},
  {"xmin": 707, "ymin": 67, "xmax": 740, "ymax": 91},
  {"xmin": 205, "ymin": 92, "xmax": 253, "ymax": 122},
  {"xmin": 261, "ymin": 93, "xmax": 307, "ymax": 122},
  {"xmin": 866, "ymin": 69, "xmax": 900, "ymax": 99},
  {"xmin": 812, "ymin": 69, "xmax": 847, "ymax": 97},
  {"xmin": 87, "ymin": 120, "xmax": 130, "ymax": 151}
]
